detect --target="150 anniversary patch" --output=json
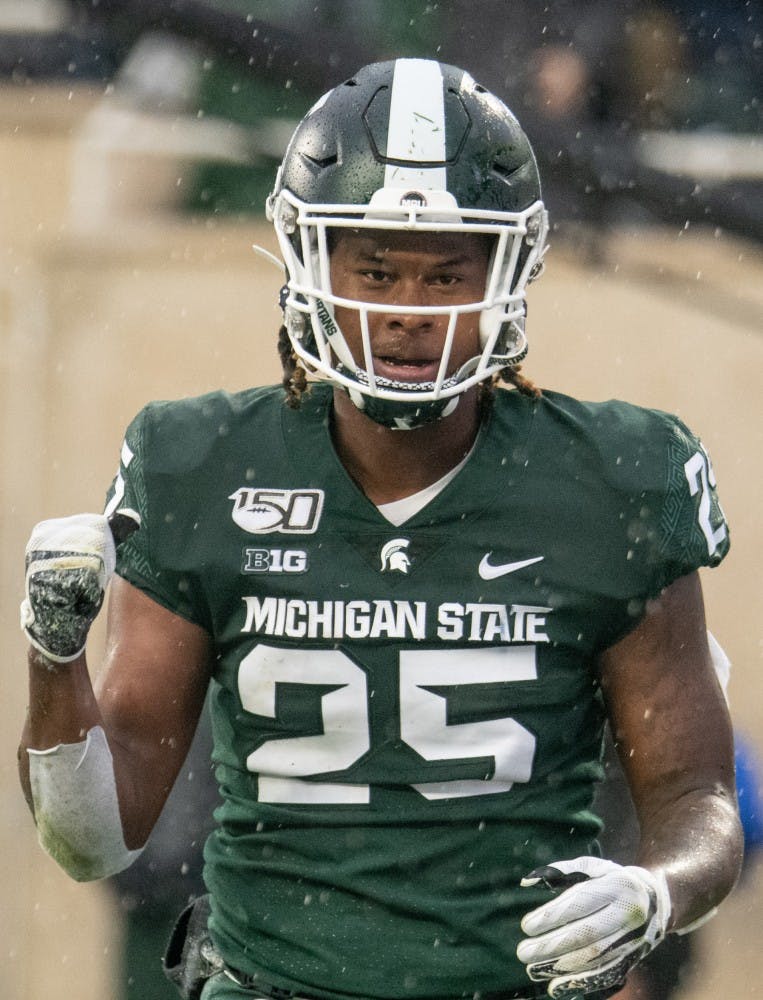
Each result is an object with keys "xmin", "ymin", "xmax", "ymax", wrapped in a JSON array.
[{"xmin": 229, "ymin": 488, "xmax": 324, "ymax": 534}]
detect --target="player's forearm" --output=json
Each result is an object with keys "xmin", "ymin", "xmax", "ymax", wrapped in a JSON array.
[
  {"xmin": 636, "ymin": 785, "xmax": 744, "ymax": 930},
  {"xmin": 19, "ymin": 646, "xmax": 146, "ymax": 880},
  {"xmin": 23, "ymin": 647, "xmax": 102, "ymax": 742},
  {"xmin": 18, "ymin": 647, "xmax": 103, "ymax": 806}
]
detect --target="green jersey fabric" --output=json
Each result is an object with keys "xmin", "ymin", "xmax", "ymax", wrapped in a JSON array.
[{"xmin": 108, "ymin": 384, "xmax": 729, "ymax": 1000}]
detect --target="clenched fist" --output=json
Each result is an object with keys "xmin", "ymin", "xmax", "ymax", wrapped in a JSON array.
[{"xmin": 20, "ymin": 511, "xmax": 137, "ymax": 663}]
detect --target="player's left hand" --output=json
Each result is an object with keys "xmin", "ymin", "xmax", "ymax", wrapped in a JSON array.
[{"xmin": 516, "ymin": 856, "xmax": 671, "ymax": 998}]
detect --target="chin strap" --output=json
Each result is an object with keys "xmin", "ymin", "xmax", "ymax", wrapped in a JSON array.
[{"xmin": 347, "ymin": 385, "xmax": 461, "ymax": 430}]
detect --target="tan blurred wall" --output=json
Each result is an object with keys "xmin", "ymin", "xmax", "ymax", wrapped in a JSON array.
[{"xmin": 1, "ymin": 83, "xmax": 761, "ymax": 999}]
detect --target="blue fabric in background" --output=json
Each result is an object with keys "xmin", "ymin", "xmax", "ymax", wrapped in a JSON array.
[{"xmin": 735, "ymin": 733, "xmax": 763, "ymax": 850}]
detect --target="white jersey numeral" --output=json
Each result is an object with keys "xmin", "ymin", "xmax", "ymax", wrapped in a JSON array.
[
  {"xmin": 684, "ymin": 449, "xmax": 727, "ymax": 557},
  {"xmin": 239, "ymin": 646, "xmax": 371, "ymax": 804},
  {"xmin": 238, "ymin": 644, "xmax": 537, "ymax": 804},
  {"xmin": 104, "ymin": 440, "xmax": 135, "ymax": 518},
  {"xmin": 401, "ymin": 647, "xmax": 537, "ymax": 799}
]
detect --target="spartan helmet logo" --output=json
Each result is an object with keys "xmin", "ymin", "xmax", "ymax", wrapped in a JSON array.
[{"xmin": 380, "ymin": 537, "xmax": 411, "ymax": 574}]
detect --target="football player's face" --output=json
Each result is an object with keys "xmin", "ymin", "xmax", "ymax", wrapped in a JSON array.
[{"xmin": 328, "ymin": 229, "xmax": 491, "ymax": 384}]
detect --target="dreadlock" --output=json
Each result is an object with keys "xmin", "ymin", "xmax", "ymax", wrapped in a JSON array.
[
  {"xmin": 498, "ymin": 364, "xmax": 542, "ymax": 399},
  {"xmin": 277, "ymin": 324, "xmax": 309, "ymax": 408},
  {"xmin": 480, "ymin": 365, "xmax": 542, "ymax": 406}
]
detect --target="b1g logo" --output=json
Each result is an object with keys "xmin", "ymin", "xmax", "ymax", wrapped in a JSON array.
[
  {"xmin": 243, "ymin": 548, "xmax": 308, "ymax": 574},
  {"xmin": 229, "ymin": 488, "xmax": 324, "ymax": 534}
]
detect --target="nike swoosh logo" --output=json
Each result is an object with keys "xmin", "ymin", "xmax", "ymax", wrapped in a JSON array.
[{"xmin": 478, "ymin": 554, "xmax": 545, "ymax": 580}]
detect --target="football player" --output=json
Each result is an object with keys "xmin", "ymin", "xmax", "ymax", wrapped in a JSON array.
[{"xmin": 18, "ymin": 58, "xmax": 742, "ymax": 1000}]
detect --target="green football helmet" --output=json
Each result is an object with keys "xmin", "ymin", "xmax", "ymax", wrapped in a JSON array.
[{"xmin": 267, "ymin": 58, "xmax": 548, "ymax": 429}]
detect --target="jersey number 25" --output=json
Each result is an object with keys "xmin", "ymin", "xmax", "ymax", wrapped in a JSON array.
[{"xmin": 238, "ymin": 644, "xmax": 537, "ymax": 805}]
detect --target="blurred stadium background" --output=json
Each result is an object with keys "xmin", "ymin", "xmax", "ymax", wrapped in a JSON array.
[{"xmin": 1, "ymin": 2, "xmax": 760, "ymax": 998}]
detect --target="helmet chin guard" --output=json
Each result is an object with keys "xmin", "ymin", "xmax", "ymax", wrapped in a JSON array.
[
  {"xmin": 342, "ymin": 365, "xmax": 463, "ymax": 430},
  {"xmin": 266, "ymin": 58, "xmax": 548, "ymax": 430}
]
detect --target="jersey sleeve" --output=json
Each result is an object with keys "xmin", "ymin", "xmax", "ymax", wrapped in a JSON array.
[
  {"xmin": 654, "ymin": 415, "xmax": 730, "ymax": 591},
  {"xmin": 103, "ymin": 405, "xmax": 210, "ymax": 629}
]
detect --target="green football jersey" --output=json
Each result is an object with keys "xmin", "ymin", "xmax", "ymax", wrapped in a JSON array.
[{"xmin": 107, "ymin": 383, "xmax": 729, "ymax": 1000}]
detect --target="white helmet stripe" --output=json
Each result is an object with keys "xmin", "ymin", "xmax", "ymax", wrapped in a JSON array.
[{"xmin": 383, "ymin": 59, "xmax": 447, "ymax": 190}]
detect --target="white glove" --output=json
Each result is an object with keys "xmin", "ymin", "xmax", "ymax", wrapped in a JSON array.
[
  {"xmin": 516, "ymin": 857, "xmax": 671, "ymax": 998},
  {"xmin": 20, "ymin": 513, "xmax": 130, "ymax": 663}
]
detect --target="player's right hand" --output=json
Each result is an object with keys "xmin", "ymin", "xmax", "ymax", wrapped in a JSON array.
[{"xmin": 20, "ymin": 513, "xmax": 120, "ymax": 663}]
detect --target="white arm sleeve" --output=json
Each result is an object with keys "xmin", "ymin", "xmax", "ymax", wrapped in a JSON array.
[
  {"xmin": 707, "ymin": 629, "xmax": 730, "ymax": 698},
  {"xmin": 28, "ymin": 725, "xmax": 144, "ymax": 881}
]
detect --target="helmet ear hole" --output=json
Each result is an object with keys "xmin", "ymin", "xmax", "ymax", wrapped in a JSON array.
[
  {"xmin": 479, "ymin": 308, "xmax": 528, "ymax": 368},
  {"xmin": 501, "ymin": 315, "xmax": 529, "ymax": 367}
]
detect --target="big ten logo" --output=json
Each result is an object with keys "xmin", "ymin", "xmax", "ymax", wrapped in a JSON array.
[
  {"xmin": 242, "ymin": 548, "xmax": 308, "ymax": 574},
  {"xmin": 229, "ymin": 488, "xmax": 324, "ymax": 534}
]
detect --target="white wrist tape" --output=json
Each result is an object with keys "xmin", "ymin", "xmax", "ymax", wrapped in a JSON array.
[{"xmin": 28, "ymin": 725, "xmax": 143, "ymax": 881}]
